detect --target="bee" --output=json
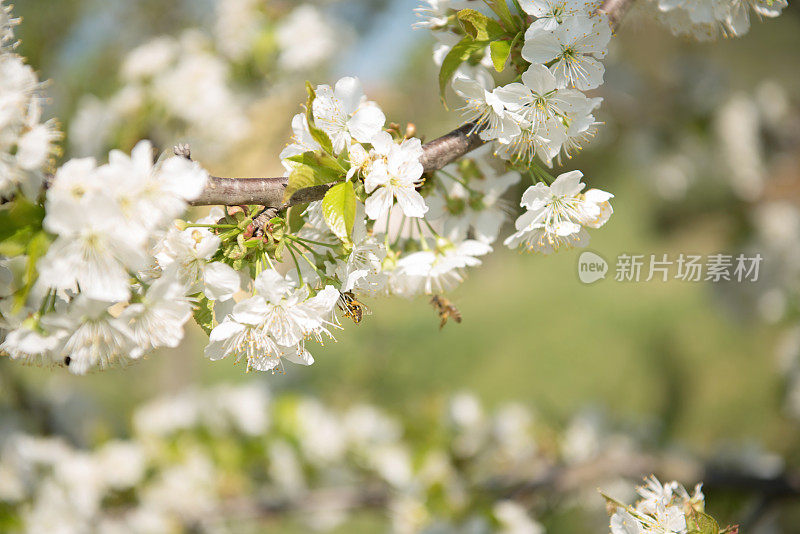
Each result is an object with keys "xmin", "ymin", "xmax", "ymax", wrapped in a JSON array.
[
  {"xmin": 338, "ymin": 291, "xmax": 372, "ymax": 324},
  {"xmin": 430, "ymin": 295, "xmax": 462, "ymax": 330}
]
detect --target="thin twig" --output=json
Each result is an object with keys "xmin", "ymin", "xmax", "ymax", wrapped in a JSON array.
[{"xmin": 189, "ymin": 123, "xmax": 483, "ymax": 208}]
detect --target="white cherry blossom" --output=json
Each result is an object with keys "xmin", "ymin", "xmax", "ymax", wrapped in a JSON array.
[
  {"xmin": 391, "ymin": 238, "xmax": 491, "ymax": 296},
  {"xmin": 100, "ymin": 140, "xmax": 208, "ymax": 230},
  {"xmin": 121, "ymin": 269, "xmax": 194, "ymax": 357},
  {"xmin": 495, "ymin": 64, "xmax": 591, "ymax": 128},
  {"xmin": 205, "ymin": 270, "xmax": 339, "ymax": 372},
  {"xmin": 427, "ymin": 149, "xmax": 521, "ymax": 243},
  {"xmin": 364, "ymin": 134, "xmax": 428, "ymax": 220},
  {"xmin": 333, "ymin": 206, "xmax": 387, "ymax": 295},
  {"xmin": 504, "ymin": 170, "xmax": 612, "ymax": 254},
  {"xmin": 47, "ymin": 297, "xmax": 137, "ymax": 375},
  {"xmin": 280, "ymin": 113, "xmax": 322, "ymax": 165},
  {"xmin": 155, "ymin": 209, "xmax": 240, "ymax": 302},
  {"xmin": 610, "ymin": 510, "xmax": 644, "ymax": 534},
  {"xmin": 312, "ymin": 77, "xmax": 386, "ymax": 155},
  {"xmin": 520, "ymin": 0, "xmax": 596, "ymax": 32},
  {"xmin": 495, "ymin": 118, "xmax": 566, "ymax": 166},
  {"xmin": 452, "ymin": 76, "xmax": 522, "ymax": 144},
  {"xmin": 39, "ymin": 195, "xmax": 147, "ymax": 302},
  {"xmin": 522, "ymin": 15, "xmax": 611, "ymax": 90}
]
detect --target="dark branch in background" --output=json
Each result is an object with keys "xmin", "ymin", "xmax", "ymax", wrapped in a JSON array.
[
  {"xmin": 197, "ymin": 451, "xmax": 798, "ymax": 528},
  {"xmin": 191, "ymin": 0, "xmax": 635, "ymax": 209}
]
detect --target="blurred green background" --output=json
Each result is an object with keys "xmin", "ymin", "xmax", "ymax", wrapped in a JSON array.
[{"xmin": 3, "ymin": 0, "xmax": 800, "ymax": 530}]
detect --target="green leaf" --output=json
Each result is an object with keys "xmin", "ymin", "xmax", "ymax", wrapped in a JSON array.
[
  {"xmin": 274, "ymin": 239, "xmax": 286, "ymax": 262},
  {"xmin": 305, "ymin": 81, "xmax": 334, "ymax": 154},
  {"xmin": 287, "ymin": 203, "xmax": 308, "ymax": 233},
  {"xmin": 0, "ymin": 227, "xmax": 36, "ymax": 257},
  {"xmin": 490, "ymin": 39, "xmax": 512, "ymax": 72},
  {"xmin": 457, "ymin": 9, "xmax": 506, "ymax": 41},
  {"xmin": 286, "ymin": 151, "xmax": 346, "ymax": 174},
  {"xmin": 688, "ymin": 511, "xmax": 720, "ymax": 534},
  {"xmin": 321, "ymin": 181, "xmax": 356, "ymax": 243},
  {"xmin": 438, "ymin": 36, "xmax": 490, "ymax": 103},
  {"xmin": 485, "ymin": 0, "xmax": 515, "ymax": 30},
  {"xmin": 283, "ymin": 163, "xmax": 343, "ymax": 203},
  {"xmin": 193, "ymin": 295, "xmax": 216, "ymax": 336},
  {"xmin": 0, "ymin": 198, "xmax": 45, "ymax": 242},
  {"xmin": 14, "ymin": 231, "xmax": 51, "ymax": 311}
]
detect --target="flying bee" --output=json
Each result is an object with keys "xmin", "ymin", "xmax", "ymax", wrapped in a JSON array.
[
  {"xmin": 338, "ymin": 291, "xmax": 372, "ymax": 325},
  {"xmin": 430, "ymin": 295, "xmax": 462, "ymax": 330}
]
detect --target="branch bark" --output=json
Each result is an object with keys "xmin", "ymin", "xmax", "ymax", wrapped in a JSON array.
[
  {"xmin": 189, "ymin": 123, "xmax": 483, "ymax": 208},
  {"xmin": 190, "ymin": 0, "xmax": 634, "ymax": 209}
]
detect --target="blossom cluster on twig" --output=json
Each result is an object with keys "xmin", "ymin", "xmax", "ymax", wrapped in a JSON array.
[{"xmin": 0, "ymin": 0, "xmax": 788, "ymax": 375}]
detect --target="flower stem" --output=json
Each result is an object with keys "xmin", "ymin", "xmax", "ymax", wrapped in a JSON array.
[
  {"xmin": 286, "ymin": 234, "xmax": 338, "ymax": 249},
  {"xmin": 285, "ymin": 242, "xmax": 304, "ymax": 288}
]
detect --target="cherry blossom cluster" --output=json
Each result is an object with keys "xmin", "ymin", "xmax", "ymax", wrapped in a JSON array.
[
  {"xmin": 416, "ymin": 0, "xmax": 616, "ymax": 254},
  {"xmin": 0, "ymin": 140, "xmax": 216, "ymax": 374},
  {"xmin": 0, "ymin": 2, "xmax": 60, "ymax": 200},
  {"xmin": 648, "ymin": 0, "xmax": 788, "ymax": 40},
  {"xmin": 605, "ymin": 476, "xmax": 726, "ymax": 534},
  {"xmin": 202, "ymin": 77, "xmax": 501, "ymax": 373},
  {"xmin": 69, "ymin": 1, "xmax": 343, "ymax": 159},
  {"xmin": 0, "ymin": 0, "xmax": 790, "ymax": 376},
  {"xmin": 0, "ymin": 382, "xmax": 732, "ymax": 533},
  {"xmin": 430, "ymin": 1, "xmax": 608, "ymax": 164},
  {"xmin": 416, "ymin": 0, "xmax": 785, "ymax": 256},
  {"xmin": 0, "ymin": 1, "xmax": 231, "ymax": 373}
]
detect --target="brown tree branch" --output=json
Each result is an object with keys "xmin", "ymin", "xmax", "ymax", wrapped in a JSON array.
[
  {"xmin": 189, "ymin": 123, "xmax": 483, "ymax": 208},
  {"xmin": 10, "ymin": 0, "xmax": 638, "ymax": 211},
  {"xmin": 187, "ymin": 0, "xmax": 635, "ymax": 209},
  {"xmin": 191, "ymin": 0, "xmax": 635, "ymax": 210},
  {"xmin": 200, "ymin": 451, "xmax": 799, "ymax": 527}
]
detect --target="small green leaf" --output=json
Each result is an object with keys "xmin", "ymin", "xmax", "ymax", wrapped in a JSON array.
[
  {"xmin": 438, "ymin": 36, "xmax": 490, "ymax": 102},
  {"xmin": 283, "ymin": 163, "xmax": 343, "ymax": 203},
  {"xmin": 14, "ymin": 231, "xmax": 51, "ymax": 311},
  {"xmin": 286, "ymin": 151, "xmax": 346, "ymax": 174},
  {"xmin": 490, "ymin": 40, "xmax": 512, "ymax": 72},
  {"xmin": 457, "ymin": 9, "xmax": 506, "ymax": 41},
  {"xmin": 688, "ymin": 510, "xmax": 720, "ymax": 534},
  {"xmin": 305, "ymin": 81, "xmax": 334, "ymax": 154},
  {"xmin": 321, "ymin": 181, "xmax": 356, "ymax": 243},
  {"xmin": 0, "ymin": 198, "xmax": 45, "ymax": 248},
  {"xmin": 274, "ymin": 239, "xmax": 286, "ymax": 262},
  {"xmin": 193, "ymin": 295, "xmax": 216, "ymax": 336},
  {"xmin": 0, "ymin": 227, "xmax": 36, "ymax": 256},
  {"xmin": 485, "ymin": 0, "xmax": 515, "ymax": 30},
  {"xmin": 287, "ymin": 203, "xmax": 308, "ymax": 233}
]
